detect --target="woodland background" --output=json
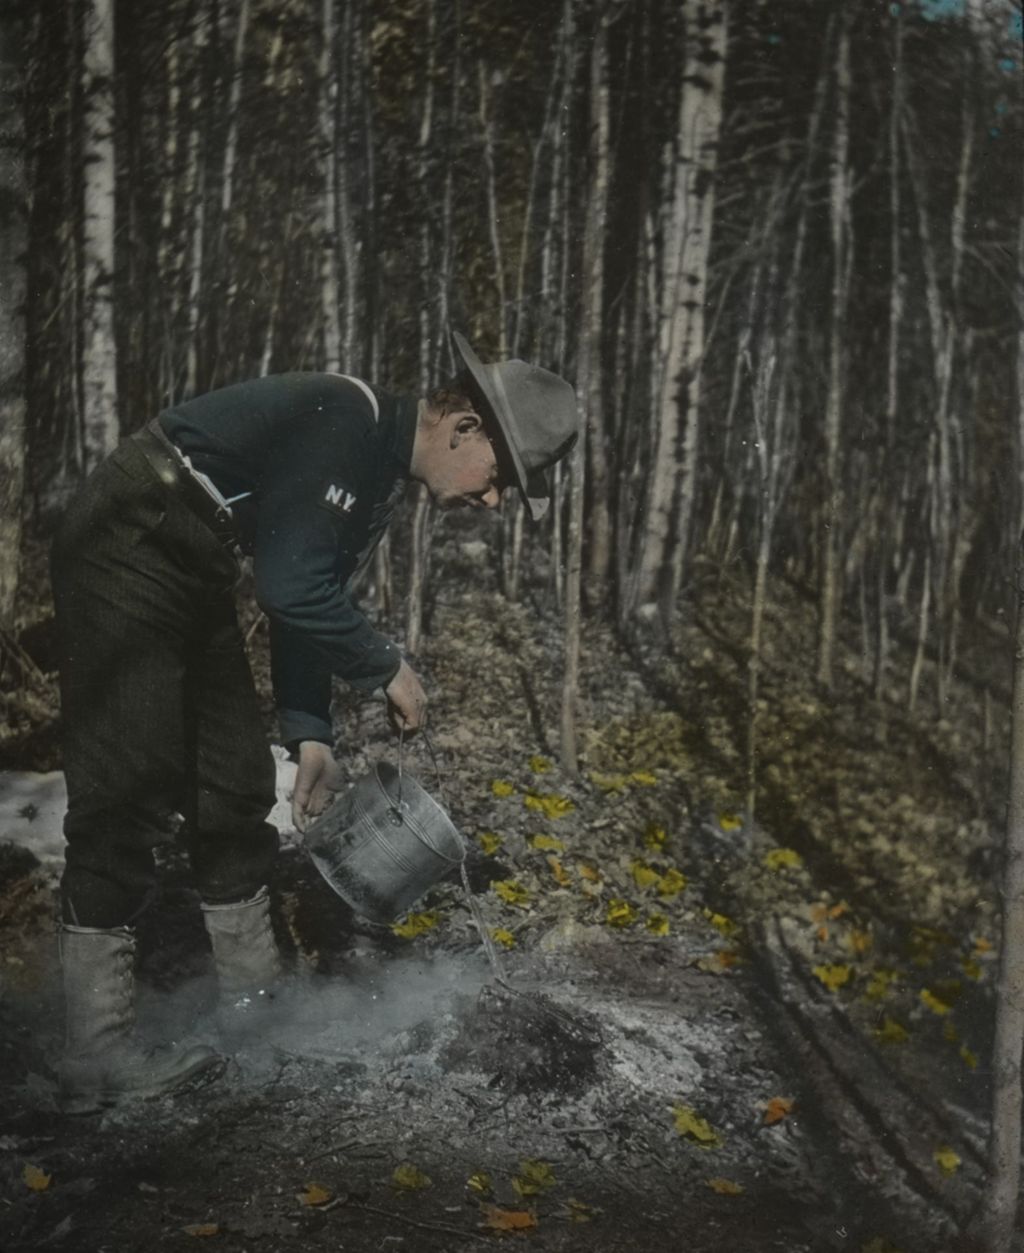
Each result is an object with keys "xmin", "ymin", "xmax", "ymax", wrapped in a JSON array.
[{"xmin": 0, "ymin": 0, "xmax": 1022, "ymax": 775}]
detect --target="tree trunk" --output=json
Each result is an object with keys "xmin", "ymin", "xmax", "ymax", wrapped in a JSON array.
[
  {"xmin": 815, "ymin": 14, "xmax": 851, "ymax": 689},
  {"xmin": 80, "ymin": 0, "xmax": 119, "ymax": 470},
  {"xmin": 0, "ymin": 1, "xmax": 27, "ymax": 626},
  {"xmin": 635, "ymin": 0, "xmax": 727, "ymax": 627},
  {"xmin": 319, "ymin": 0, "xmax": 342, "ymax": 373}
]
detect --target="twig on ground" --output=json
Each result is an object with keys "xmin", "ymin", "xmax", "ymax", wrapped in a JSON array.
[{"xmin": 338, "ymin": 1197, "xmax": 477, "ymax": 1240}]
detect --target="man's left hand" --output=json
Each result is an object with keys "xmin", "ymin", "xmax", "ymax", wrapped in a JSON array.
[{"xmin": 292, "ymin": 741, "xmax": 345, "ymax": 833}]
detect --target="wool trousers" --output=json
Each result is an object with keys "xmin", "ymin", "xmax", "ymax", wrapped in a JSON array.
[{"xmin": 51, "ymin": 436, "xmax": 278, "ymax": 927}]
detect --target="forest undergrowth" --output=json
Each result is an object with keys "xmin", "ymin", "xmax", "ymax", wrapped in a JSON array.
[{"xmin": 0, "ymin": 532, "xmax": 1011, "ymax": 1251}]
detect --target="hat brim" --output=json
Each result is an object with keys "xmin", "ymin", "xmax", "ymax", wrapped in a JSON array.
[{"xmin": 452, "ymin": 332, "xmax": 549, "ymax": 522}]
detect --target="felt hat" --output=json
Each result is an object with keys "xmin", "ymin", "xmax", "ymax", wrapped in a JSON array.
[{"xmin": 452, "ymin": 332, "xmax": 579, "ymax": 521}]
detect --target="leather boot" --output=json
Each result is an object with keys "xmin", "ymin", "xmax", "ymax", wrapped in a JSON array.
[
  {"xmin": 58, "ymin": 925, "xmax": 222, "ymax": 1115},
  {"xmin": 201, "ymin": 886, "xmax": 282, "ymax": 1018}
]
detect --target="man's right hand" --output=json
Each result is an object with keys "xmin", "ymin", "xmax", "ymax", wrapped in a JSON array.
[{"xmin": 385, "ymin": 659, "xmax": 427, "ymax": 735}]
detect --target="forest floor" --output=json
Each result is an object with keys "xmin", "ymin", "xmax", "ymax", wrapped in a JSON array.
[{"xmin": 0, "ymin": 525, "xmax": 1014, "ymax": 1253}]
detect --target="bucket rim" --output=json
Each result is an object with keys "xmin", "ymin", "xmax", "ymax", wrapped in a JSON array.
[{"xmin": 372, "ymin": 760, "xmax": 466, "ymax": 865}]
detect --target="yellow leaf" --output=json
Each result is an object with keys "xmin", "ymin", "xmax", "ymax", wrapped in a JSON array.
[
  {"xmin": 943, "ymin": 1021, "xmax": 959, "ymax": 1043},
  {"xmin": 973, "ymin": 935, "xmax": 993, "ymax": 955},
  {"xmin": 467, "ymin": 1172, "xmax": 492, "ymax": 1195},
  {"xmin": 524, "ymin": 792, "xmax": 574, "ymax": 820},
  {"xmin": 392, "ymin": 1163, "xmax": 432, "ymax": 1190},
  {"xmin": 491, "ymin": 928, "xmax": 517, "ymax": 949},
  {"xmin": 718, "ymin": 813, "xmax": 743, "ymax": 831},
  {"xmin": 959, "ymin": 1045, "xmax": 978, "ymax": 1070},
  {"xmin": 704, "ymin": 909, "xmax": 737, "ymax": 938},
  {"xmin": 391, "ymin": 910, "xmax": 441, "ymax": 939},
  {"xmin": 492, "ymin": 879, "xmax": 531, "ymax": 908},
  {"xmin": 707, "ymin": 1177, "xmax": 744, "ymax": 1195},
  {"xmin": 646, "ymin": 913, "xmax": 670, "ymax": 936},
  {"xmin": 657, "ymin": 868, "xmax": 687, "ymax": 898},
  {"xmin": 933, "ymin": 1146, "xmax": 961, "ymax": 1176},
  {"xmin": 491, "ymin": 780, "xmax": 515, "ymax": 797},
  {"xmin": 589, "ymin": 771, "xmax": 629, "ymax": 794},
  {"xmin": 605, "ymin": 898, "xmax": 637, "ymax": 928},
  {"xmin": 567, "ymin": 1197, "xmax": 596, "ymax": 1223},
  {"xmin": 864, "ymin": 969, "xmax": 899, "ymax": 1001},
  {"xmin": 643, "ymin": 823, "xmax": 668, "ymax": 851},
  {"xmin": 528, "ymin": 755, "xmax": 552, "ymax": 773},
  {"xmin": 481, "ymin": 1205, "xmax": 537, "ymax": 1232},
  {"xmin": 762, "ymin": 1096, "xmax": 794, "ymax": 1126},
  {"xmin": 698, "ymin": 948, "xmax": 744, "ymax": 974},
  {"xmin": 477, "ymin": 831, "xmax": 503, "ymax": 855},
  {"xmin": 920, "ymin": 988, "xmax": 952, "ymax": 1016},
  {"xmin": 298, "ymin": 1183, "xmax": 332, "ymax": 1207},
  {"xmin": 847, "ymin": 930, "xmax": 873, "ymax": 955},
  {"xmin": 23, "ymin": 1165, "xmax": 51, "ymax": 1192},
  {"xmin": 512, "ymin": 1159, "xmax": 556, "ymax": 1196},
  {"xmin": 673, "ymin": 1105, "xmax": 722, "ymax": 1147},
  {"xmin": 631, "ymin": 860, "xmax": 660, "ymax": 890},
  {"xmin": 578, "ymin": 862, "xmax": 602, "ymax": 882},
  {"xmin": 813, "ymin": 964, "xmax": 852, "ymax": 992},
  {"xmin": 873, "ymin": 1016, "xmax": 909, "ymax": 1045},
  {"xmin": 629, "ymin": 770, "xmax": 658, "ymax": 786},
  {"xmin": 961, "ymin": 957, "xmax": 983, "ymax": 981},
  {"xmin": 182, "ymin": 1225, "xmax": 220, "ymax": 1238},
  {"xmin": 528, "ymin": 833, "xmax": 565, "ymax": 852},
  {"xmin": 764, "ymin": 847, "xmax": 803, "ymax": 871},
  {"xmin": 548, "ymin": 856, "xmax": 572, "ymax": 887}
]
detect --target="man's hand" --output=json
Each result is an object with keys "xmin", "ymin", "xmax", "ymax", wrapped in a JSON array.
[
  {"xmin": 385, "ymin": 659, "xmax": 427, "ymax": 735},
  {"xmin": 292, "ymin": 741, "xmax": 345, "ymax": 833}
]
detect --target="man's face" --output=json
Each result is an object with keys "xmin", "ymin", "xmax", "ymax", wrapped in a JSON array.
[{"xmin": 427, "ymin": 412, "xmax": 507, "ymax": 512}]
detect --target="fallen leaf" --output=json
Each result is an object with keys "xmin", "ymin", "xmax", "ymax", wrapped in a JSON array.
[
  {"xmin": 973, "ymin": 935, "xmax": 993, "ymax": 955},
  {"xmin": 847, "ymin": 930, "xmax": 873, "ymax": 955},
  {"xmin": 943, "ymin": 1021, "xmax": 959, "ymax": 1043},
  {"xmin": 643, "ymin": 823, "xmax": 668, "ymax": 850},
  {"xmin": 182, "ymin": 1224, "xmax": 220, "ymax": 1238},
  {"xmin": 959, "ymin": 1044, "xmax": 978, "ymax": 1070},
  {"xmin": 298, "ymin": 1183, "xmax": 332, "ymax": 1207},
  {"xmin": 512, "ymin": 1158, "xmax": 556, "ymax": 1196},
  {"xmin": 762, "ymin": 1097, "xmax": 794, "ymax": 1126},
  {"xmin": 392, "ymin": 1163, "xmax": 432, "ymax": 1190},
  {"xmin": 492, "ymin": 879, "xmax": 530, "ymax": 908},
  {"xmin": 477, "ymin": 832, "xmax": 503, "ymax": 855},
  {"xmin": 703, "ymin": 910, "xmax": 737, "ymax": 938},
  {"xmin": 491, "ymin": 780, "xmax": 515, "ymax": 798},
  {"xmin": 548, "ymin": 857, "xmax": 572, "ymax": 887},
  {"xmin": 589, "ymin": 771, "xmax": 629, "ymax": 794},
  {"xmin": 528, "ymin": 756, "xmax": 552, "ymax": 774},
  {"xmin": 629, "ymin": 770, "xmax": 658, "ymax": 786},
  {"xmin": 698, "ymin": 948, "xmax": 744, "ymax": 974},
  {"xmin": 960, "ymin": 957, "xmax": 983, "ymax": 981},
  {"xmin": 631, "ymin": 860, "xmax": 660, "ymax": 890},
  {"xmin": 492, "ymin": 928, "xmax": 517, "ymax": 949},
  {"xmin": 605, "ymin": 899, "xmax": 637, "ymax": 928},
  {"xmin": 657, "ymin": 868, "xmax": 687, "ymax": 898},
  {"xmin": 920, "ymin": 988, "xmax": 952, "ymax": 1016},
  {"xmin": 813, "ymin": 964, "xmax": 852, "ymax": 992},
  {"xmin": 467, "ymin": 1172, "xmax": 492, "ymax": 1195},
  {"xmin": 873, "ymin": 1016, "xmax": 909, "ymax": 1045},
  {"xmin": 707, "ymin": 1177, "xmax": 744, "ymax": 1195},
  {"xmin": 566, "ymin": 1197, "xmax": 595, "ymax": 1223},
  {"xmin": 764, "ymin": 847, "xmax": 803, "ymax": 871},
  {"xmin": 391, "ymin": 910, "xmax": 441, "ymax": 939},
  {"xmin": 523, "ymin": 792, "xmax": 574, "ymax": 820},
  {"xmin": 718, "ymin": 813, "xmax": 743, "ymax": 831},
  {"xmin": 529, "ymin": 833, "xmax": 565, "ymax": 852},
  {"xmin": 481, "ymin": 1205, "xmax": 537, "ymax": 1232},
  {"xmin": 645, "ymin": 913, "xmax": 670, "ymax": 936},
  {"xmin": 23, "ymin": 1164, "xmax": 51, "ymax": 1192},
  {"xmin": 578, "ymin": 862, "xmax": 602, "ymax": 882},
  {"xmin": 672, "ymin": 1105, "xmax": 722, "ymax": 1148},
  {"xmin": 864, "ymin": 969, "xmax": 899, "ymax": 1001},
  {"xmin": 933, "ymin": 1146, "xmax": 961, "ymax": 1176}
]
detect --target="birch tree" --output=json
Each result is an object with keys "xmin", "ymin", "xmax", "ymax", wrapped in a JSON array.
[
  {"xmin": 0, "ymin": 1, "xmax": 26, "ymax": 625},
  {"xmin": 80, "ymin": 0, "xmax": 119, "ymax": 470},
  {"xmin": 635, "ymin": 0, "xmax": 727, "ymax": 627}
]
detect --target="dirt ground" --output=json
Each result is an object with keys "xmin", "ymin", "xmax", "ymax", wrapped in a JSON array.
[{"xmin": 0, "ymin": 543, "xmax": 1012, "ymax": 1253}]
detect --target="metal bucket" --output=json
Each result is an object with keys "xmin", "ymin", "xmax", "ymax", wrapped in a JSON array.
[{"xmin": 303, "ymin": 757, "xmax": 465, "ymax": 924}]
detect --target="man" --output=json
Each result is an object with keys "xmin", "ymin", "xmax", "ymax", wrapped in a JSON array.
[{"xmin": 51, "ymin": 332, "xmax": 578, "ymax": 1113}]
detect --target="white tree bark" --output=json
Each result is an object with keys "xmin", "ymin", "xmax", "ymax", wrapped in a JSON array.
[
  {"xmin": 81, "ymin": 0, "xmax": 119, "ymax": 471},
  {"xmin": 636, "ymin": 0, "xmax": 727, "ymax": 623},
  {"xmin": 0, "ymin": 3, "xmax": 26, "ymax": 625}
]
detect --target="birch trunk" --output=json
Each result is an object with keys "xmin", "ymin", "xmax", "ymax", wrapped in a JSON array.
[
  {"xmin": 0, "ymin": 4, "xmax": 26, "ymax": 625},
  {"xmin": 636, "ymin": 0, "xmax": 727, "ymax": 626},
  {"xmin": 80, "ymin": 0, "xmax": 119, "ymax": 470},
  {"xmin": 815, "ymin": 15, "xmax": 851, "ymax": 689},
  {"xmin": 320, "ymin": 0, "xmax": 341, "ymax": 373}
]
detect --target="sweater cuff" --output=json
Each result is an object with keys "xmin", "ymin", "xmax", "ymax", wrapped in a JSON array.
[
  {"xmin": 277, "ymin": 707, "xmax": 334, "ymax": 753},
  {"xmin": 345, "ymin": 650, "xmax": 403, "ymax": 693}
]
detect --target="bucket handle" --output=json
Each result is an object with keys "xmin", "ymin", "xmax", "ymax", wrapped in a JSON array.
[{"xmin": 392, "ymin": 725, "xmax": 448, "ymax": 817}]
